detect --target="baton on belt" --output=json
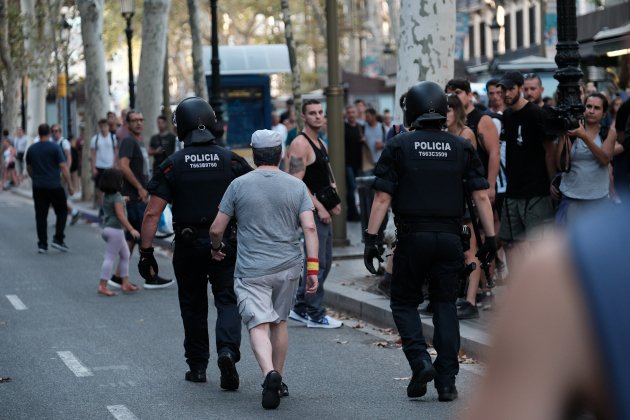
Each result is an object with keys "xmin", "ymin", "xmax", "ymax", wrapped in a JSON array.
[{"xmin": 463, "ymin": 182, "xmax": 495, "ymax": 289}]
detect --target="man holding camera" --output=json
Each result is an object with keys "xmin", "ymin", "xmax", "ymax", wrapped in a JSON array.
[{"xmin": 498, "ymin": 72, "xmax": 556, "ymax": 257}]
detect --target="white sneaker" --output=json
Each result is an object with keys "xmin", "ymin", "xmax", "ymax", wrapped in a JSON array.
[
  {"xmin": 306, "ymin": 315, "xmax": 343, "ymax": 329},
  {"xmin": 288, "ymin": 310, "xmax": 310, "ymax": 325}
]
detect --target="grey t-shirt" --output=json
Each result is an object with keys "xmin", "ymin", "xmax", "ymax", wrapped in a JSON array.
[
  {"xmin": 219, "ymin": 169, "xmax": 313, "ymax": 278},
  {"xmin": 102, "ymin": 192, "xmax": 125, "ymax": 229}
]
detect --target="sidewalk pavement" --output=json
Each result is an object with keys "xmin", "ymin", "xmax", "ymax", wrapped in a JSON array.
[{"xmin": 10, "ymin": 180, "xmax": 492, "ymax": 360}]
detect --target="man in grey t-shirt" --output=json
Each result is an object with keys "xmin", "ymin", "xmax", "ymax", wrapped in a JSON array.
[{"xmin": 211, "ymin": 129, "xmax": 319, "ymax": 410}]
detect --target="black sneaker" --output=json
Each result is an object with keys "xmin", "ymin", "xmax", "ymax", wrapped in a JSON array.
[
  {"xmin": 38, "ymin": 244, "xmax": 48, "ymax": 254},
  {"xmin": 185, "ymin": 369, "xmax": 207, "ymax": 383},
  {"xmin": 144, "ymin": 275, "xmax": 174, "ymax": 289},
  {"xmin": 217, "ymin": 352, "xmax": 239, "ymax": 391},
  {"xmin": 407, "ymin": 360, "xmax": 436, "ymax": 398},
  {"xmin": 51, "ymin": 240, "xmax": 69, "ymax": 252},
  {"xmin": 437, "ymin": 385, "xmax": 458, "ymax": 402},
  {"xmin": 108, "ymin": 275, "xmax": 123, "ymax": 289},
  {"xmin": 457, "ymin": 301, "xmax": 479, "ymax": 320},
  {"xmin": 261, "ymin": 370, "xmax": 282, "ymax": 409},
  {"xmin": 280, "ymin": 382, "xmax": 289, "ymax": 397}
]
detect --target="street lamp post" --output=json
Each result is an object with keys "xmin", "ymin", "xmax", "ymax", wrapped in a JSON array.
[
  {"xmin": 326, "ymin": 0, "xmax": 349, "ymax": 246},
  {"xmin": 489, "ymin": 7, "xmax": 502, "ymax": 75},
  {"xmin": 209, "ymin": 0, "xmax": 224, "ymax": 142},
  {"xmin": 552, "ymin": 0, "xmax": 584, "ymax": 132},
  {"xmin": 121, "ymin": 0, "xmax": 136, "ymax": 109}
]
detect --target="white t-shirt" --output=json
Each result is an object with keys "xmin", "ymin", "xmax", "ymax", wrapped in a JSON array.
[
  {"xmin": 271, "ymin": 123, "xmax": 288, "ymax": 157},
  {"xmin": 90, "ymin": 132, "xmax": 118, "ymax": 169},
  {"xmin": 14, "ymin": 136, "xmax": 29, "ymax": 153}
]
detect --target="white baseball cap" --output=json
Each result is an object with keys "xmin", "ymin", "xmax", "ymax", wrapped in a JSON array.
[{"xmin": 250, "ymin": 129, "xmax": 282, "ymax": 149}]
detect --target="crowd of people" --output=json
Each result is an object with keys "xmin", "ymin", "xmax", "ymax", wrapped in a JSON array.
[{"xmin": 3, "ymin": 67, "xmax": 630, "ymax": 412}]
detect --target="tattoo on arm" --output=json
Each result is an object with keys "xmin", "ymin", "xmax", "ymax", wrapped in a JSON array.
[{"xmin": 289, "ymin": 156, "xmax": 305, "ymax": 175}]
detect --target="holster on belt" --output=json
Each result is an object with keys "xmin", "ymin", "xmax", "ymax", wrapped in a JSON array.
[{"xmin": 174, "ymin": 224, "xmax": 210, "ymax": 245}]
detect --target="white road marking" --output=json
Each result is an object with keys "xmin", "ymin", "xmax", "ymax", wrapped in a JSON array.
[
  {"xmin": 92, "ymin": 365, "xmax": 130, "ymax": 371},
  {"xmin": 56, "ymin": 351, "xmax": 93, "ymax": 377},
  {"xmin": 6, "ymin": 295, "xmax": 27, "ymax": 310},
  {"xmin": 107, "ymin": 405, "xmax": 139, "ymax": 420}
]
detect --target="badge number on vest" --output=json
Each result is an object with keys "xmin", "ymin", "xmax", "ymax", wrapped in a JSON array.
[
  {"xmin": 184, "ymin": 153, "xmax": 224, "ymax": 170},
  {"xmin": 412, "ymin": 141, "xmax": 455, "ymax": 161}
]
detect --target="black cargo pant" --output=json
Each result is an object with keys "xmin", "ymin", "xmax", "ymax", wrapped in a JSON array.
[
  {"xmin": 390, "ymin": 231, "xmax": 463, "ymax": 389},
  {"xmin": 172, "ymin": 232, "xmax": 241, "ymax": 371}
]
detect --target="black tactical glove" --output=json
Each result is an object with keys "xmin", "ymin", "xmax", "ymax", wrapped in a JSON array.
[
  {"xmin": 138, "ymin": 247, "xmax": 158, "ymax": 281},
  {"xmin": 476, "ymin": 236, "xmax": 497, "ymax": 266},
  {"xmin": 364, "ymin": 231, "xmax": 384, "ymax": 275}
]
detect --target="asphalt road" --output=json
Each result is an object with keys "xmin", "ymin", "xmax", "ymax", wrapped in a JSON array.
[{"xmin": 0, "ymin": 192, "xmax": 483, "ymax": 419}]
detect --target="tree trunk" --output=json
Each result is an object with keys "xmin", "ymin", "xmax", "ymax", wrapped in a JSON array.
[
  {"xmin": 21, "ymin": 0, "xmax": 49, "ymax": 138},
  {"xmin": 305, "ymin": 0, "xmax": 327, "ymax": 41},
  {"xmin": 0, "ymin": 0, "xmax": 21, "ymax": 135},
  {"xmin": 393, "ymin": 0, "xmax": 455, "ymax": 123},
  {"xmin": 363, "ymin": 0, "xmax": 385, "ymax": 76},
  {"xmin": 77, "ymin": 0, "xmax": 110, "ymax": 201},
  {"xmin": 136, "ymin": 0, "xmax": 171, "ymax": 146},
  {"xmin": 281, "ymin": 0, "xmax": 301, "ymax": 130},
  {"xmin": 187, "ymin": 0, "xmax": 208, "ymax": 101},
  {"xmin": 386, "ymin": 0, "xmax": 400, "ymax": 45}
]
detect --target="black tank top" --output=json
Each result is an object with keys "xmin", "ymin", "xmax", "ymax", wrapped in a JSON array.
[
  {"xmin": 466, "ymin": 108, "xmax": 489, "ymax": 177},
  {"xmin": 301, "ymin": 132, "xmax": 331, "ymax": 194}
]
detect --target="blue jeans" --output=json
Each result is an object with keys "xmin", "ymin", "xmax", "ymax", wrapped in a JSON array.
[{"xmin": 293, "ymin": 215, "xmax": 332, "ymax": 320}]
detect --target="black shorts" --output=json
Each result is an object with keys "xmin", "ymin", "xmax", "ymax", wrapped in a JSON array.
[{"xmin": 494, "ymin": 193, "xmax": 505, "ymax": 219}]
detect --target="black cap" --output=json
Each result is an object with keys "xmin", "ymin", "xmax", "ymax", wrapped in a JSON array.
[{"xmin": 497, "ymin": 71, "xmax": 525, "ymax": 89}]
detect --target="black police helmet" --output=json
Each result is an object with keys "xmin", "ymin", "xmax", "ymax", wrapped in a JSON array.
[
  {"xmin": 403, "ymin": 81, "xmax": 447, "ymax": 128},
  {"xmin": 172, "ymin": 97, "xmax": 216, "ymax": 146}
]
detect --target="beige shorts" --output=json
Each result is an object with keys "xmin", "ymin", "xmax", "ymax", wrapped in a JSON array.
[{"xmin": 235, "ymin": 263, "xmax": 302, "ymax": 330}]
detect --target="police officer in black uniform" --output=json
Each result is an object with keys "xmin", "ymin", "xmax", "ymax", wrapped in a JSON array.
[
  {"xmin": 138, "ymin": 97, "xmax": 252, "ymax": 390},
  {"xmin": 364, "ymin": 82, "xmax": 496, "ymax": 401}
]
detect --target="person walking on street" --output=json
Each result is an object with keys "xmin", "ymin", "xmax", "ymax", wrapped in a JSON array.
[
  {"xmin": 26, "ymin": 123, "xmax": 74, "ymax": 253},
  {"xmin": 148, "ymin": 115, "xmax": 177, "ymax": 175},
  {"xmin": 364, "ymin": 82, "xmax": 496, "ymax": 402},
  {"xmin": 14, "ymin": 127, "xmax": 29, "ymax": 185},
  {"xmin": 138, "ymin": 97, "xmax": 252, "ymax": 390},
  {"xmin": 287, "ymin": 99, "xmax": 343, "ymax": 329},
  {"xmin": 210, "ymin": 129, "xmax": 318, "ymax": 409},
  {"xmin": 96, "ymin": 168, "xmax": 140, "ymax": 296},
  {"xmin": 51, "ymin": 124, "xmax": 80, "ymax": 224},
  {"xmin": 90, "ymin": 118, "xmax": 118, "ymax": 215},
  {"xmin": 109, "ymin": 110, "xmax": 173, "ymax": 290}
]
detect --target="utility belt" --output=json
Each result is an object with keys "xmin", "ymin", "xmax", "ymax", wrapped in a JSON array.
[
  {"xmin": 173, "ymin": 223, "xmax": 211, "ymax": 243},
  {"xmin": 394, "ymin": 218, "xmax": 461, "ymax": 236}
]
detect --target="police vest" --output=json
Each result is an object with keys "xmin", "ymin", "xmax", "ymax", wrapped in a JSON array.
[
  {"xmin": 392, "ymin": 130, "xmax": 468, "ymax": 219},
  {"xmin": 168, "ymin": 144, "xmax": 233, "ymax": 225}
]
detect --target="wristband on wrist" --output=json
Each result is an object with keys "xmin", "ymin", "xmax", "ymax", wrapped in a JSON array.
[
  {"xmin": 306, "ymin": 257, "xmax": 319, "ymax": 275},
  {"xmin": 211, "ymin": 242, "xmax": 223, "ymax": 251}
]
